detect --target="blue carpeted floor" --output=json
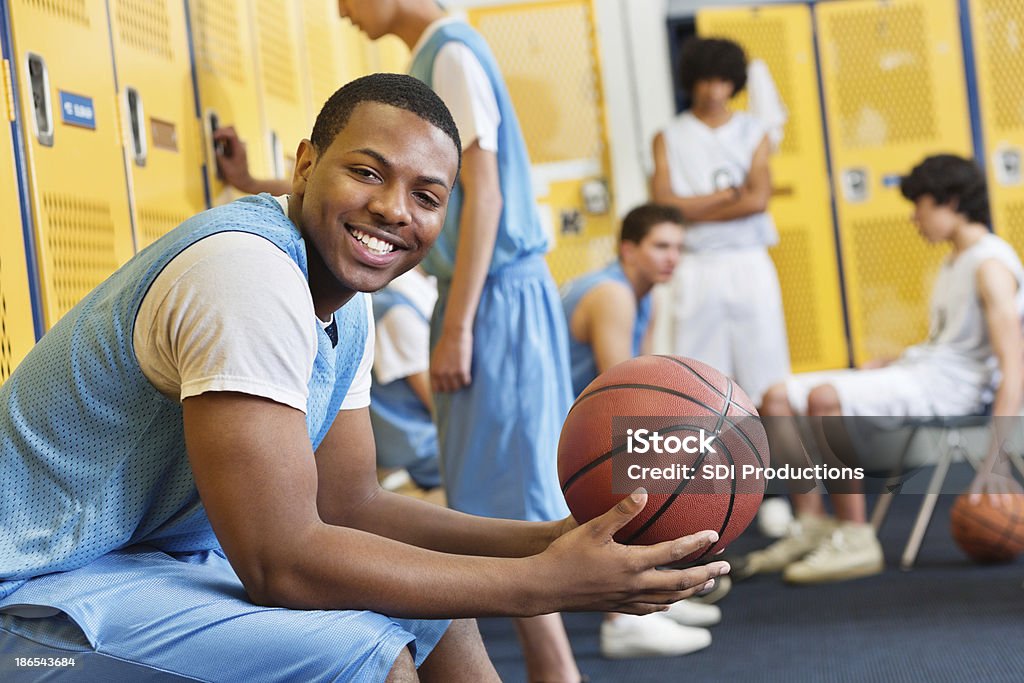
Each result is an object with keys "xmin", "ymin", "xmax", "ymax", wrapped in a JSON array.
[{"xmin": 477, "ymin": 464, "xmax": 1024, "ymax": 682}]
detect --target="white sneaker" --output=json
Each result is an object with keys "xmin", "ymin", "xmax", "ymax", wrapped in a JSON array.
[
  {"xmin": 662, "ymin": 599, "xmax": 721, "ymax": 627},
  {"xmin": 783, "ymin": 522, "xmax": 884, "ymax": 584},
  {"xmin": 600, "ymin": 614, "xmax": 712, "ymax": 659},
  {"xmin": 757, "ymin": 497, "xmax": 794, "ymax": 538},
  {"xmin": 739, "ymin": 515, "xmax": 837, "ymax": 576}
]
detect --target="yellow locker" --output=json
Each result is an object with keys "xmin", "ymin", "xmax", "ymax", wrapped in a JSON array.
[
  {"xmin": 110, "ymin": 0, "xmax": 206, "ymax": 250},
  {"xmin": 0, "ymin": 60, "xmax": 37, "ymax": 382},
  {"xmin": 468, "ymin": 0, "xmax": 615, "ymax": 285},
  {"xmin": 698, "ymin": 4, "xmax": 849, "ymax": 373},
  {"xmin": 7, "ymin": 0, "xmax": 134, "ymax": 329},
  {"xmin": 968, "ymin": 0, "xmax": 1024, "ymax": 250},
  {"xmin": 816, "ymin": 0, "xmax": 973, "ymax": 364},
  {"xmin": 297, "ymin": 1, "xmax": 368, "ymax": 125},
  {"xmin": 251, "ymin": 0, "xmax": 307, "ymax": 181},
  {"xmin": 188, "ymin": 0, "xmax": 266, "ymax": 204}
]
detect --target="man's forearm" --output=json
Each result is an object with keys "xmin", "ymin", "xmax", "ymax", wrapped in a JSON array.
[
  {"xmin": 348, "ymin": 487, "xmax": 560, "ymax": 558},
  {"xmin": 440, "ymin": 184, "xmax": 501, "ymax": 333}
]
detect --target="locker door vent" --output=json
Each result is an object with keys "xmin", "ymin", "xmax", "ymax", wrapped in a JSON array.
[
  {"xmin": 977, "ymin": 0, "xmax": 1024, "ymax": 131},
  {"xmin": 849, "ymin": 215, "xmax": 944, "ymax": 358},
  {"xmin": 255, "ymin": 0, "xmax": 298, "ymax": 104},
  {"xmin": 23, "ymin": 0, "xmax": 89, "ymax": 27},
  {"xmin": 769, "ymin": 228, "xmax": 819, "ymax": 365},
  {"xmin": 193, "ymin": 0, "xmax": 244, "ymax": 83},
  {"xmin": 138, "ymin": 205, "xmax": 187, "ymax": 249},
  {"xmin": 42, "ymin": 193, "xmax": 118, "ymax": 320},
  {"xmin": 116, "ymin": 0, "xmax": 173, "ymax": 61},
  {"xmin": 826, "ymin": 4, "xmax": 937, "ymax": 148}
]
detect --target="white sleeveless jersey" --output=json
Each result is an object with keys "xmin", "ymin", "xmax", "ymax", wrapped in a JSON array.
[
  {"xmin": 661, "ymin": 110, "xmax": 778, "ymax": 251},
  {"xmin": 903, "ymin": 233, "xmax": 1024, "ymax": 403}
]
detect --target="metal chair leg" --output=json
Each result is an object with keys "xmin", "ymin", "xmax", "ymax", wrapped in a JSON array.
[{"xmin": 900, "ymin": 443, "xmax": 954, "ymax": 570}]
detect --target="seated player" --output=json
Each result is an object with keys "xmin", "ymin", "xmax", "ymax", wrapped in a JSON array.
[
  {"xmin": 0, "ymin": 74, "xmax": 730, "ymax": 682},
  {"xmin": 370, "ymin": 266, "xmax": 442, "ymax": 493},
  {"xmin": 749, "ymin": 154, "xmax": 1024, "ymax": 584},
  {"xmin": 561, "ymin": 203, "xmax": 721, "ymax": 658}
]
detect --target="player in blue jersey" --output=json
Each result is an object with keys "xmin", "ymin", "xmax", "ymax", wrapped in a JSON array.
[{"xmin": 1, "ymin": 73, "xmax": 728, "ymax": 682}]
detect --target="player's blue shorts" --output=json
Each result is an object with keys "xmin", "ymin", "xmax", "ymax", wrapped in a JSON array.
[
  {"xmin": 0, "ymin": 545, "xmax": 449, "ymax": 682},
  {"xmin": 432, "ymin": 254, "xmax": 573, "ymax": 521}
]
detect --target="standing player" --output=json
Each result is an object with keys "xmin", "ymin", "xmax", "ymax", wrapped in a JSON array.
[
  {"xmin": 752, "ymin": 154, "xmax": 1024, "ymax": 583},
  {"xmin": 651, "ymin": 37, "xmax": 790, "ymax": 405},
  {"xmin": 562, "ymin": 204, "xmax": 723, "ymax": 658},
  {"xmin": 338, "ymin": 2, "xmax": 580, "ymax": 679},
  {"xmin": 370, "ymin": 266, "xmax": 442, "ymax": 493}
]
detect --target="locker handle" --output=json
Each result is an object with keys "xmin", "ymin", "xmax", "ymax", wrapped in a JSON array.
[
  {"xmin": 26, "ymin": 53, "xmax": 53, "ymax": 147},
  {"xmin": 269, "ymin": 130, "xmax": 284, "ymax": 179},
  {"xmin": 125, "ymin": 86, "xmax": 147, "ymax": 167},
  {"xmin": 207, "ymin": 109, "xmax": 225, "ymax": 179}
]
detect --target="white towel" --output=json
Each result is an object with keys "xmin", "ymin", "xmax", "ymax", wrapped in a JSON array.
[{"xmin": 747, "ymin": 59, "xmax": 788, "ymax": 151}]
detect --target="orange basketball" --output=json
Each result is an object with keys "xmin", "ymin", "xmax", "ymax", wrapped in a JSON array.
[
  {"xmin": 950, "ymin": 493, "xmax": 1024, "ymax": 564},
  {"xmin": 557, "ymin": 356, "xmax": 768, "ymax": 563}
]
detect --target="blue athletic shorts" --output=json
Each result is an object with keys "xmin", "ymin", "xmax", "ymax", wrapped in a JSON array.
[{"xmin": 0, "ymin": 546, "xmax": 449, "ymax": 682}]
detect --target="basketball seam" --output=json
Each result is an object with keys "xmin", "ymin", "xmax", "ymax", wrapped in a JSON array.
[
  {"xmin": 624, "ymin": 380, "xmax": 740, "ymax": 558},
  {"xmin": 659, "ymin": 355, "xmax": 757, "ymax": 417}
]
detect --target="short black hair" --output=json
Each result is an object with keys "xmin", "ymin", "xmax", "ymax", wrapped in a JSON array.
[
  {"xmin": 900, "ymin": 154, "xmax": 990, "ymax": 226},
  {"xmin": 310, "ymin": 73, "xmax": 462, "ymax": 170},
  {"xmin": 620, "ymin": 203, "xmax": 684, "ymax": 245},
  {"xmin": 678, "ymin": 37, "xmax": 748, "ymax": 97}
]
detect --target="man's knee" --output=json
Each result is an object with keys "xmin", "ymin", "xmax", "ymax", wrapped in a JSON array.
[
  {"xmin": 807, "ymin": 384, "xmax": 841, "ymax": 416},
  {"xmin": 386, "ymin": 647, "xmax": 418, "ymax": 683},
  {"xmin": 760, "ymin": 382, "xmax": 792, "ymax": 416}
]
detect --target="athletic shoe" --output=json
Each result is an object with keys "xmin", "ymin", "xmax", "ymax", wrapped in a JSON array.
[
  {"xmin": 690, "ymin": 575, "xmax": 731, "ymax": 605},
  {"xmin": 600, "ymin": 614, "xmax": 712, "ymax": 659},
  {"xmin": 783, "ymin": 522, "xmax": 884, "ymax": 584},
  {"xmin": 757, "ymin": 497, "xmax": 794, "ymax": 538},
  {"xmin": 662, "ymin": 599, "xmax": 721, "ymax": 627},
  {"xmin": 736, "ymin": 515, "xmax": 837, "ymax": 578}
]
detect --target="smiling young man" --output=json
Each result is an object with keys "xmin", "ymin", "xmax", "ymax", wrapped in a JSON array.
[{"xmin": 0, "ymin": 74, "xmax": 729, "ymax": 682}]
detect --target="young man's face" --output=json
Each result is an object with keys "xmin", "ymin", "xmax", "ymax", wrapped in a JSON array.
[
  {"xmin": 911, "ymin": 194, "xmax": 961, "ymax": 243},
  {"xmin": 291, "ymin": 101, "xmax": 458, "ymax": 299},
  {"xmin": 338, "ymin": 0, "xmax": 399, "ymax": 40},
  {"xmin": 623, "ymin": 222, "xmax": 685, "ymax": 285},
  {"xmin": 691, "ymin": 78, "xmax": 735, "ymax": 111}
]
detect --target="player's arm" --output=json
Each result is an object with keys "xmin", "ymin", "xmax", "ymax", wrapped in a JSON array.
[
  {"xmin": 581, "ymin": 282, "xmax": 639, "ymax": 374},
  {"xmin": 969, "ymin": 258, "xmax": 1023, "ymax": 500},
  {"xmin": 213, "ymin": 126, "xmax": 291, "ymax": 196},
  {"xmin": 184, "ymin": 394, "xmax": 727, "ymax": 617},
  {"xmin": 640, "ymin": 298, "xmax": 657, "ymax": 356},
  {"xmin": 979, "ymin": 258, "xmax": 1023, "ymax": 417},
  {"xmin": 651, "ymin": 132, "xmax": 734, "ymax": 221},
  {"xmin": 405, "ymin": 370, "xmax": 434, "ymax": 411},
  {"xmin": 695, "ymin": 135, "xmax": 773, "ymax": 223},
  {"xmin": 430, "ymin": 141, "xmax": 501, "ymax": 393}
]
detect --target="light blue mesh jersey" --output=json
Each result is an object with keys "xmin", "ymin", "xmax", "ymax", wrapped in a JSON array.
[
  {"xmin": 409, "ymin": 20, "xmax": 550, "ymax": 282},
  {"xmin": 0, "ymin": 194, "xmax": 367, "ymax": 599},
  {"xmin": 561, "ymin": 261, "xmax": 652, "ymax": 397}
]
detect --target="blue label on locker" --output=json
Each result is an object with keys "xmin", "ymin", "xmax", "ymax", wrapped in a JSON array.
[{"xmin": 59, "ymin": 91, "xmax": 96, "ymax": 129}]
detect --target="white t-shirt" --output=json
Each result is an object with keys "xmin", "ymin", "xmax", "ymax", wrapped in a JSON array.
[
  {"xmin": 132, "ymin": 211, "xmax": 373, "ymax": 412},
  {"xmin": 661, "ymin": 110, "xmax": 778, "ymax": 251},
  {"xmin": 373, "ymin": 269, "xmax": 438, "ymax": 386},
  {"xmin": 901, "ymin": 232, "xmax": 1024, "ymax": 404},
  {"xmin": 410, "ymin": 17, "xmax": 500, "ymax": 152}
]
